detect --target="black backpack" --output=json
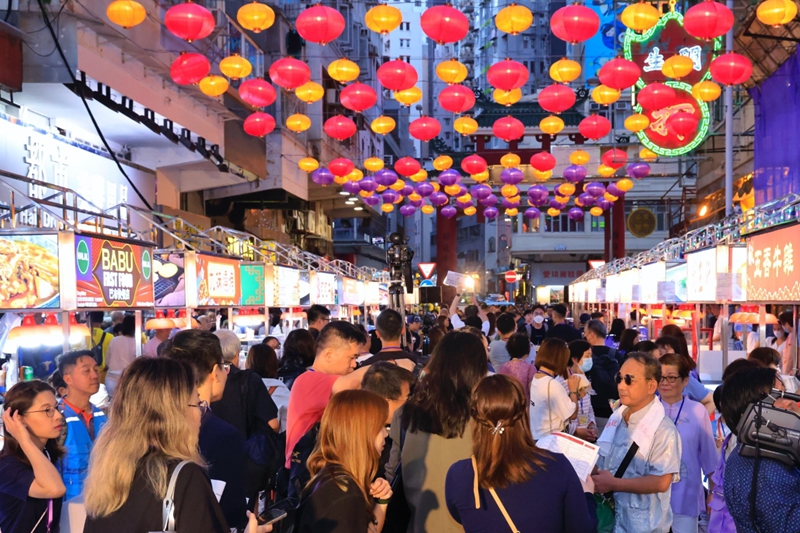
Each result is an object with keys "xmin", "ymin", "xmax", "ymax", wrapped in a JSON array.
[{"xmin": 91, "ymin": 331, "xmax": 107, "ymax": 367}]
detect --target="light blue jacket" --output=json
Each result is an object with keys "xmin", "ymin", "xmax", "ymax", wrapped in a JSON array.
[{"xmin": 59, "ymin": 400, "xmax": 107, "ymax": 501}]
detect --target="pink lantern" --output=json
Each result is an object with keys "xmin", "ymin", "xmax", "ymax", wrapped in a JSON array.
[
  {"xmin": 339, "ymin": 83, "xmax": 378, "ymax": 112},
  {"xmin": 487, "ymin": 59, "xmax": 529, "ymax": 90},
  {"xmin": 409, "ymin": 116, "xmax": 441, "ymax": 141},
  {"xmin": 492, "ymin": 116, "xmax": 525, "ymax": 142},
  {"xmin": 395, "ymin": 157, "xmax": 422, "ymax": 177},
  {"xmin": 684, "ymin": 0, "xmax": 734, "ymax": 40},
  {"xmin": 170, "ymin": 53, "xmax": 210, "ymax": 85},
  {"xmin": 710, "ymin": 53, "xmax": 753, "ymax": 86},
  {"xmin": 377, "ymin": 60, "xmax": 419, "ymax": 91},
  {"xmin": 420, "ymin": 5, "xmax": 470, "ymax": 44},
  {"xmin": 295, "ymin": 5, "xmax": 345, "ymax": 45},
  {"xmin": 579, "ymin": 115, "xmax": 611, "ymax": 140},
  {"xmin": 598, "ymin": 58, "xmax": 641, "ymax": 90},
  {"xmin": 530, "ymin": 151, "xmax": 556, "ymax": 171},
  {"xmin": 238, "ymin": 78, "xmax": 277, "ymax": 107},
  {"xmin": 438, "ymin": 84, "xmax": 476, "ymax": 113},
  {"xmin": 637, "ymin": 83, "xmax": 677, "ymax": 110},
  {"xmin": 601, "ymin": 149, "xmax": 628, "ymax": 169},
  {"xmin": 538, "ymin": 84, "xmax": 577, "ymax": 113},
  {"xmin": 461, "ymin": 154, "xmax": 488, "ymax": 175},
  {"xmin": 550, "ymin": 4, "xmax": 600, "ymax": 44},
  {"xmin": 268, "ymin": 58, "xmax": 311, "ymax": 90}
]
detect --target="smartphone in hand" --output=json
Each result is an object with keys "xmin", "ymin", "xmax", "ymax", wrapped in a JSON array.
[{"xmin": 256, "ymin": 509, "xmax": 287, "ymax": 526}]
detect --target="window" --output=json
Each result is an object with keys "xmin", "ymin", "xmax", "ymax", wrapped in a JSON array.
[
  {"xmin": 523, "ymin": 38, "xmax": 529, "ymax": 49},
  {"xmin": 400, "ymin": 39, "xmax": 411, "ymax": 48},
  {"xmin": 401, "ymin": 22, "xmax": 410, "ymax": 31},
  {"xmin": 544, "ymin": 214, "xmax": 584, "ymax": 233},
  {"xmin": 400, "ymin": 55, "xmax": 411, "ymax": 63},
  {"xmin": 590, "ymin": 215, "xmax": 605, "ymax": 233},
  {"xmin": 384, "ymin": 41, "xmax": 390, "ymax": 50},
  {"xmin": 444, "ymin": 117, "xmax": 451, "ymax": 126},
  {"xmin": 511, "ymin": 215, "xmax": 519, "ymax": 233},
  {"xmin": 445, "ymin": 131, "xmax": 452, "ymax": 139},
  {"xmin": 488, "ymin": 237, "xmax": 496, "ymax": 253}
]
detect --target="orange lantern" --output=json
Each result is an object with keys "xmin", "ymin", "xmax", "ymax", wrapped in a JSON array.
[
  {"xmin": 237, "ymin": 1, "xmax": 275, "ymax": 33},
  {"xmin": 604, "ymin": 192, "xmax": 619, "ymax": 202},
  {"xmin": 617, "ymin": 178, "xmax": 635, "ymax": 192},
  {"xmin": 444, "ymin": 184, "xmax": 462, "ymax": 196},
  {"xmin": 436, "ymin": 59, "xmax": 468, "ymax": 84},
  {"xmin": 569, "ymin": 150, "xmax": 590, "ymax": 165},
  {"xmin": 624, "ymin": 113, "xmax": 650, "ymax": 132},
  {"xmin": 547, "ymin": 208, "xmax": 561, "ymax": 217},
  {"xmin": 220, "ymin": 54, "xmax": 252, "ymax": 80},
  {"xmin": 286, "ymin": 113, "xmax": 311, "ymax": 133},
  {"xmin": 506, "ymin": 208, "xmax": 519, "ymax": 217},
  {"xmin": 590, "ymin": 206, "xmax": 604, "ymax": 216},
  {"xmin": 394, "ymin": 86, "xmax": 423, "ymax": 106},
  {"xmin": 410, "ymin": 169, "xmax": 428, "ymax": 182},
  {"xmin": 199, "ymin": 75, "xmax": 229, "ymax": 97},
  {"xmin": 298, "ymin": 157, "xmax": 319, "ymax": 172},
  {"xmin": 495, "ymin": 3, "xmax": 533, "ymax": 34},
  {"xmin": 692, "ymin": 80, "xmax": 722, "ymax": 102},
  {"xmin": 501, "ymin": 184, "xmax": 519, "ymax": 198},
  {"xmin": 381, "ymin": 203, "xmax": 395, "ymax": 213},
  {"xmin": 334, "ymin": 175, "xmax": 349, "ymax": 185},
  {"xmin": 549, "ymin": 58, "xmax": 582, "ymax": 83},
  {"xmin": 592, "ymin": 84, "xmax": 621, "ymax": 105},
  {"xmin": 597, "ymin": 164, "xmax": 616, "ymax": 178},
  {"xmin": 464, "ymin": 206, "xmax": 477, "ymax": 216},
  {"xmin": 454, "ymin": 116, "xmax": 478, "ymax": 135},
  {"xmin": 364, "ymin": 157, "xmax": 384, "ymax": 172},
  {"xmin": 106, "ymin": 0, "xmax": 146, "ymax": 28},
  {"xmin": 621, "ymin": 1, "xmax": 661, "ymax": 31},
  {"xmin": 365, "ymin": 4, "xmax": 402, "ymax": 34},
  {"xmin": 433, "ymin": 155, "xmax": 453, "ymax": 170},
  {"xmin": 493, "ymin": 88, "xmax": 522, "ymax": 106},
  {"xmin": 559, "ymin": 183, "xmax": 576, "ymax": 196},
  {"xmin": 540, "ymin": 115, "xmax": 565, "ymax": 135},
  {"xmin": 346, "ymin": 169, "xmax": 364, "ymax": 182},
  {"xmin": 532, "ymin": 169, "xmax": 552, "ymax": 181},
  {"xmin": 662, "ymin": 55, "xmax": 694, "ymax": 79},
  {"xmin": 421, "ymin": 204, "xmax": 435, "ymax": 214},
  {"xmin": 472, "ymin": 170, "xmax": 490, "ymax": 182},
  {"xmin": 327, "ymin": 58, "xmax": 360, "ymax": 84},
  {"xmin": 295, "ymin": 81, "xmax": 324, "ymax": 103},
  {"xmin": 371, "ymin": 115, "xmax": 396, "ymax": 135},
  {"xmin": 501, "ymin": 153, "xmax": 521, "ymax": 168},
  {"xmin": 640, "ymin": 147, "xmax": 658, "ymax": 161}
]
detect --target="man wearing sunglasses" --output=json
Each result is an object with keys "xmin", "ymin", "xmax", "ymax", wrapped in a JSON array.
[{"xmin": 592, "ymin": 352, "xmax": 682, "ymax": 533}]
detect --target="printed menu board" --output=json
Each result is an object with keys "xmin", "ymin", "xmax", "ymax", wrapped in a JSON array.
[
  {"xmin": 639, "ymin": 262, "xmax": 666, "ymax": 304},
  {"xmin": 686, "ymin": 248, "xmax": 717, "ymax": 302},
  {"xmin": 196, "ymin": 254, "xmax": 241, "ymax": 307},
  {"xmin": 365, "ymin": 282, "xmax": 381, "ymax": 305},
  {"xmin": 605, "ymin": 274, "xmax": 620, "ymax": 304},
  {"xmin": 0, "ymin": 233, "xmax": 60, "ymax": 309},
  {"xmin": 747, "ymin": 224, "xmax": 800, "ymax": 302},
  {"xmin": 340, "ymin": 277, "xmax": 362, "ymax": 305},
  {"xmin": 240, "ymin": 263, "xmax": 266, "ymax": 307},
  {"xmin": 273, "ymin": 266, "xmax": 301, "ymax": 307},
  {"xmin": 312, "ymin": 272, "xmax": 337, "ymax": 305},
  {"xmin": 74, "ymin": 234, "xmax": 154, "ymax": 308},
  {"xmin": 618, "ymin": 269, "xmax": 640, "ymax": 303}
]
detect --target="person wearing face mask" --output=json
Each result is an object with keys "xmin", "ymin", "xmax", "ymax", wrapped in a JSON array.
[
  {"xmin": 568, "ymin": 340, "xmax": 598, "ymax": 442},
  {"xmin": 766, "ymin": 322, "xmax": 788, "ymax": 352},
  {"xmin": 529, "ymin": 305, "xmax": 549, "ymax": 346}
]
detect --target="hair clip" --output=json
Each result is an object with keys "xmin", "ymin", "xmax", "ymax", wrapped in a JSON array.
[{"xmin": 491, "ymin": 421, "xmax": 505, "ymax": 435}]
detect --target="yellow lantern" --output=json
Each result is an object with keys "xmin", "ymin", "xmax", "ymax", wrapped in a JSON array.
[
  {"xmin": 508, "ymin": 195, "xmax": 521, "ymax": 204},
  {"xmin": 692, "ymin": 80, "xmax": 722, "ymax": 102},
  {"xmin": 757, "ymin": 0, "xmax": 798, "ymax": 26},
  {"xmin": 662, "ymin": 55, "xmax": 694, "ymax": 79},
  {"xmin": 501, "ymin": 153, "xmax": 521, "ymax": 168},
  {"xmin": 624, "ymin": 113, "xmax": 650, "ymax": 132},
  {"xmin": 377, "ymin": 185, "xmax": 388, "ymax": 192},
  {"xmin": 559, "ymin": 183, "xmax": 576, "ymax": 196},
  {"xmin": 501, "ymin": 184, "xmax": 519, "ymax": 198},
  {"xmin": 621, "ymin": 1, "xmax": 661, "ymax": 32},
  {"xmin": 495, "ymin": 3, "xmax": 533, "ymax": 34},
  {"xmin": 590, "ymin": 206, "xmax": 604, "ymax": 217},
  {"xmin": 334, "ymin": 175, "xmax": 349, "ymax": 185},
  {"xmin": 436, "ymin": 59, "xmax": 468, "ymax": 84},
  {"xmin": 547, "ymin": 208, "xmax": 561, "ymax": 217},
  {"xmin": 597, "ymin": 164, "xmax": 616, "ymax": 178},
  {"xmin": 617, "ymin": 178, "xmax": 635, "ymax": 192},
  {"xmin": 604, "ymin": 192, "xmax": 619, "ymax": 202},
  {"xmin": 298, "ymin": 157, "xmax": 319, "ymax": 172},
  {"xmin": 410, "ymin": 169, "xmax": 428, "ymax": 182},
  {"xmin": 569, "ymin": 150, "xmax": 590, "ymax": 165},
  {"xmin": 381, "ymin": 204, "xmax": 395, "ymax": 213},
  {"xmin": 533, "ymin": 169, "xmax": 552, "ymax": 181},
  {"xmin": 458, "ymin": 193, "xmax": 473, "ymax": 203},
  {"xmin": 236, "ymin": 1, "xmax": 275, "ymax": 33},
  {"xmin": 540, "ymin": 115, "xmax": 565, "ymax": 135},
  {"xmin": 328, "ymin": 58, "xmax": 360, "ymax": 84},
  {"xmin": 431, "ymin": 182, "xmax": 441, "ymax": 192},
  {"xmin": 445, "ymin": 184, "xmax": 462, "ymax": 196},
  {"xmin": 408, "ymin": 192, "xmax": 422, "ymax": 202},
  {"xmin": 421, "ymin": 204, "xmax": 435, "ymax": 214},
  {"xmin": 106, "ymin": 0, "xmax": 146, "ymax": 28},
  {"xmin": 640, "ymin": 147, "xmax": 658, "ymax": 161},
  {"xmin": 549, "ymin": 58, "xmax": 582, "ymax": 83},
  {"xmin": 393, "ymin": 195, "xmax": 404, "ymax": 204},
  {"xmin": 390, "ymin": 179, "xmax": 406, "ymax": 191},
  {"xmin": 371, "ymin": 115, "xmax": 396, "ymax": 135},
  {"xmin": 472, "ymin": 170, "xmax": 490, "ymax": 182},
  {"xmin": 286, "ymin": 113, "xmax": 311, "ymax": 133},
  {"xmin": 575, "ymin": 197, "xmax": 585, "ymax": 207},
  {"xmin": 493, "ymin": 88, "xmax": 522, "ymax": 106},
  {"xmin": 365, "ymin": 4, "xmax": 402, "ymax": 34},
  {"xmin": 360, "ymin": 190, "xmax": 374, "ymax": 198},
  {"xmin": 555, "ymin": 195, "xmax": 570, "ymax": 204},
  {"xmin": 199, "ymin": 75, "xmax": 229, "ymax": 97},
  {"xmin": 346, "ymin": 169, "xmax": 364, "ymax": 182},
  {"xmin": 364, "ymin": 157, "xmax": 384, "ymax": 172},
  {"xmin": 295, "ymin": 81, "xmax": 324, "ymax": 103},
  {"xmin": 433, "ymin": 155, "xmax": 453, "ymax": 171},
  {"xmin": 454, "ymin": 116, "xmax": 478, "ymax": 135},
  {"xmin": 394, "ymin": 86, "xmax": 422, "ymax": 106},
  {"xmin": 219, "ymin": 54, "xmax": 252, "ymax": 80},
  {"xmin": 592, "ymin": 84, "xmax": 621, "ymax": 105},
  {"xmin": 464, "ymin": 206, "xmax": 477, "ymax": 216},
  {"xmin": 505, "ymin": 208, "xmax": 519, "ymax": 217}
]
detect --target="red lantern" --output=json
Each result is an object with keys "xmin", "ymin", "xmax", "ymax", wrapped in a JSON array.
[
  {"xmin": 538, "ymin": 84, "xmax": 576, "ymax": 113},
  {"xmin": 637, "ymin": 83, "xmax": 677, "ymax": 110},
  {"xmin": 487, "ymin": 59, "xmax": 529, "ymax": 90},
  {"xmin": 579, "ymin": 115, "xmax": 612, "ymax": 140},
  {"xmin": 295, "ymin": 4, "xmax": 345, "ymax": 45},
  {"xmin": 164, "ymin": 1, "xmax": 215, "ymax": 42},
  {"xmin": 377, "ymin": 60, "xmax": 419, "ymax": 91},
  {"xmin": 438, "ymin": 84, "xmax": 475, "ymax": 113},
  {"xmin": 710, "ymin": 53, "xmax": 753, "ymax": 86},
  {"xmin": 598, "ymin": 58, "xmax": 641, "ymax": 90},
  {"xmin": 409, "ymin": 116, "xmax": 441, "ymax": 141},
  {"xmin": 340, "ymin": 83, "xmax": 377, "ymax": 112},
  {"xmin": 492, "ymin": 116, "xmax": 525, "ymax": 142},
  {"xmin": 461, "ymin": 154, "xmax": 488, "ymax": 175},
  {"xmin": 530, "ymin": 151, "xmax": 556, "ymax": 171},
  {"xmin": 684, "ymin": 0, "xmax": 734, "ymax": 40},
  {"xmin": 238, "ymin": 78, "xmax": 277, "ymax": 107},
  {"xmin": 170, "ymin": 53, "xmax": 210, "ymax": 85},
  {"xmin": 324, "ymin": 115, "xmax": 357, "ymax": 140},
  {"xmin": 395, "ymin": 157, "xmax": 422, "ymax": 177},
  {"xmin": 666, "ymin": 111, "xmax": 700, "ymax": 137},
  {"xmin": 550, "ymin": 4, "xmax": 600, "ymax": 44},
  {"xmin": 420, "ymin": 5, "xmax": 470, "ymax": 44},
  {"xmin": 268, "ymin": 58, "xmax": 311, "ymax": 90},
  {"xmin": 243, "ymin": 112, "xmax": 276, "ymax": 137},
  {"xmin": 329, "ymin": 157, "xmax": 354, "ymax": 177},
  {"xmin": 601, "ymin": 148, "xmax": 628, "ymax": 169}
]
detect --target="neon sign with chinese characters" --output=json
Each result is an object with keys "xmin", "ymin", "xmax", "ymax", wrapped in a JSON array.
[
  {"xmin": 623, "ymin": 10, "xmax": 722, "ymax": 157},
  {"xmin": 746, "ymin": 225, "xmax": 799, "ymax": 302}
]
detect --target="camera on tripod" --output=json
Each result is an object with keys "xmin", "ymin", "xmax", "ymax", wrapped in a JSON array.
[
  {"xmin": 386, "ymin": 232, "xmax": 414, "ymax": 294},
  {"xmin": 737, "ymin": 389, "xmax": 800, "ymax": 466}
]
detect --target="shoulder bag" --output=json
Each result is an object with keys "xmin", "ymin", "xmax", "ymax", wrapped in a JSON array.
[
  {"xmin": 594, "ymin": 443, "xmax": 639, "ymax": 533},
  {"xmin": 471, "ymin": 456, "xmax": 519, "ymax": 533},
  {"xmin": 161, "ymin": 460, "xmax": 191, "ymax": 532}
]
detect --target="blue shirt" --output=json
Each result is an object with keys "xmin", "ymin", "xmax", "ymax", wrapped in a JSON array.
[
  {"xmin": 0, "ymin": 455, "xmax": 63, "ymax": 533},
  {"xmin": 199, "ymin": 411, "xmax": 248, "ymax": 529},
  {"xmin": 724, "ymin": 443, "xmax": 800, "ymax": 533}
]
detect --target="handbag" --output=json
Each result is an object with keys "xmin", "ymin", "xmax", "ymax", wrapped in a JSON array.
[
  {"xmin": 594, "ymin": 443, "xmax": 639, "ymax": 533},
  {"xmin": 161, "ymin": 460, "xmax": 191, "ymax": 532},
  {"xmin": 382, "ymin": 422, "xmax": 411, "ymax": 533},
  {"xmin": 471, "ymin": 457, "xmax": 519, "ymax": 533}
]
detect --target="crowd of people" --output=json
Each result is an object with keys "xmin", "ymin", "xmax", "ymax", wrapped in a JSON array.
[{"xmin": 0, "ymin": 299, "xmax": 798, "ymax": 533}]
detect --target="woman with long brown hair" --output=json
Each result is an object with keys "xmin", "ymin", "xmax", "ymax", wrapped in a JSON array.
[
  {"xmin": 295, "ymin": 389, "xmax": 392, "ymax": 533},
  {"xmin": 445, "ymin": 375, "xmax": 596, "ymax": 533}
]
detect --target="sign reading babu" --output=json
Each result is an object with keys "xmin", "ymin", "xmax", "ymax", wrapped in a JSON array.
[{"xmin": 74, "ymin": 234, "xmax": 154, "ymax": 308}]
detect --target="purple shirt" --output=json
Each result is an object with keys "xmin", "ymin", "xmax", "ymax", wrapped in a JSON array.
[
  {"xmin": 708, "ymin": 434, "xmax": 737, "ymax": 533},
  {"xmin": 661, "ymin": 396, "xmax": 718, "ymax": 517},
  {"xmin": 497, "ymin": 360, "xmax": 536, "ymax": 401}
]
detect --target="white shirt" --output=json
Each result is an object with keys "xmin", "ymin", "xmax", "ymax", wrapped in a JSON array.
[
  {"xmin": 449, "ymin": 314, "xmax": 490, "ymax": 336},
  {"xmin": 261, "ymin": 378, "xmax": 290, "ymax": 433},
  {"xmin": 106, "ymin": 335, "xmax": 137, "ymax": 373},
  {"xmin": 529, "ymin": 374, "xmax": 575, "ymax": 440}
]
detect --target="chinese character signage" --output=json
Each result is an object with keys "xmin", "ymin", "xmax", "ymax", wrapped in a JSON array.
[
  {"xmin": 311, "ymin": 272, "xmax": 337, "ymax": 306},
  {"xmin": 0, "ymin": 234, "xmax": 60, "ymax": 309},
  {"xmin": 340, "ymin": 277, "xmax": 362, "ymax": 306},
  {"xmin": 686, "ymin": 248, "xmax": 717, "ymax": 302},
  {"xmin": 74, "ymin": 234, "xmax": 154, "ymax": 308},
  {"xmin": 747, "ymin": 225, "xmax": 799, "ymax": 302},
  {"xmin": 531, "ymin": 262, "xmax": 587, "ymax": 286},
  {"xmin": 623, "ymin": 11, "xmax": 721, "ymax": 157},
  {"xmin": 196, "ymin": 254, "xmax": 241, "ymax": 307},
  {"xmin": 266, "ymin": 265, "xmax": 301, "ymax": 307},
  {"xmin": 240, "ymin": 263, "xmax": 266, "ymax": 307}
]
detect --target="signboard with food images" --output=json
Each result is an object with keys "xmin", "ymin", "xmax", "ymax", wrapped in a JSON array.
[
  {"xmin": 265, "ymin": 265, "xmax": 302, "ymax": 307},
  {"xmin": 74, "ymin": 234, "xmax": 154, "ymax": 308},
  {"xmin": 311, "ymin": 272, "xmax": 337, "ymax": 306},
  {"xmin": 195, "ymin": 254, "xmax": 241, "ymax": 307},
  {"xmin": 0, "ymin": 233, "xmax": 61, "ymax": 309},
  {"xmin": 340, "ymin": 277, "xmax": 362, "ymax": 306},
  {"xmin": 240, "ymin": 262, "xmax": 266, "ymax": 307}
]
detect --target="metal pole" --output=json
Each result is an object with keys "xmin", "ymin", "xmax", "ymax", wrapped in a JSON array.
[{"xmin": 724, "ymin": 0, "xmax": 735, "ymax": 217}]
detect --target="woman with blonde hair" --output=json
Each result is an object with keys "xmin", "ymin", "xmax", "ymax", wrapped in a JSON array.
[
  {"xmin": 83, "ymin": 357, "xmax": 270, "ymax": 533},
  {"xmin": 296, "ymin": 389, "xmax": 392, "ymax": 533}
]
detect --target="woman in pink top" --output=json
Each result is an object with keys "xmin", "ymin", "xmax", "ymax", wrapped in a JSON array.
[{"xmin": 498, "ymin": 332, "xmax": 536, "ymax": 401}]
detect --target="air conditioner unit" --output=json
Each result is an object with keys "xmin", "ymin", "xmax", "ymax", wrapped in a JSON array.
[{"xmin": 286, "ymin": 209, "xmax": 300, "ymax": 221}]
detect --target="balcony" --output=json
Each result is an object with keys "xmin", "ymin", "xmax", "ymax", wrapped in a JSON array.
[
  {"xmin": 333, "ymin": 227, "xmax": 374, "ymax": 244},
  {"xmin": 459, "ymin": 47, "xmax": 475, "ymax": 62},
  {"xmin": 460, "ymin": 0, "xmax": 474, "ymax": 13}
]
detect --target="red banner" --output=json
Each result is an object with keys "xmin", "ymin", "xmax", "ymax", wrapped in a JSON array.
[{"xmin": 746, "ymin": 225, "xmax": 799, "ymax": 302}]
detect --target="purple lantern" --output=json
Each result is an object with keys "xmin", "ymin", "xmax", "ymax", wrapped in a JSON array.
[
  {"xmin": 399, "ymin": 205, "xmax": 416, "ymax": 216},
  {"xmin": 400, "ymin": 184, "xmax": 415, "ymax": 197},
  {"xmin": 363, "ymin": 195, "xmax": 381, "ymax": 206},
  {"xmin": 382, "ymin": 190, "xmax": 400, "ymax": 204},
  {"xmin": 549, "ymin": 199, "xmax": 566, "ymax": 210},
  {"xmin": 606, "ymin": 183, "xmax": 624, "ymax": 198},
  {"xmin": 484, "ymin": 206, "xmax": 499, "ymax": 219},
  {"xmin": 596, "ymin": 197, "xmax": 613, "ymax": 210},
  {"xmin": 479, "ymin": 194, "xmax": 498, "ymax": 207},
  {"xmin": 502, "ymin": 197, "xmax": 520, "ymax": 209},
  {"xmin": 563, "ymin": 165, "xmax": 587, "ymax": 184},
  {"xmin": 312, "ymin": 168, "xmax": 335, "ymax": 186},
  {"xmin": 375, "ymin": 169, "xmax": 399, "ymax": 187},
  {"xmin": 408, "ymin": 198, "xmax": 423, "ymax": 208},
  {"xmin": 416, "ymin": 182, "xmax": 434, "ymax": 197},
  {"xmin": 524, "ymin": 207, "xmax": 541, "ymax": 219},
  {"xmin": 627, "ymin": 162, "xmax": 651, "ymax": 180},
  {"xmin": 441, "ymin": 205, "xmax": 457, "ymax": 218},
  {"xmin": 438, "ymin": 169, "xmax": 462, "ymax": 186},
  {"xmin": 343, "ymin": 181, "xmax": 362, "ymax": 195},
  {"xmin": 359, "ymin": 176, "xmax": 379, "ymax": 192},
  {"xmin": 568, "ymin": 207, "xmax": 584, "ymax": 221},
  {"xmin": 455, "ymin": 184, "xmax": 468, "ymax": 197},
  {"xmin": 585, "ymin": 181, "xmax": 606, "ymax": 197},
  {"xmin": 527, "ymin": 184, "xmax": 549, "ymax": 202},
  {"xmin": 577, "ymin": 192, "xmax": 596, "ymax": 207},
  {"xmin": 500, "ymin": 168, "xmax": 524, "ymax": 185},
  {"xmin": 456, "ymin": 200, "xmax": 472, "ymax": 210},
  {"xmin": 429, "ymin": 191, "xmax": 449, "ymax": 206},
  {"xmin": 470, "ymin": 184, "xmax": 492, "ymax": 200}
]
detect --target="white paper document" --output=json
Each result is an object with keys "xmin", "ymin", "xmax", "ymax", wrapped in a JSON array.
[
  {"xmin": 211, "ymin": 479, "xmax": 227, "ymax": 502},
  {"xmin": 443, "ymin": 271, "xmax": 469, "ymax": 289},
  {"xmin": 536, "ymin": 432, "xmax": 600, "ymax": 481}
]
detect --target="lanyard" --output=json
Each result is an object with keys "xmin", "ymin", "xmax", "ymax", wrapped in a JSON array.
[
  {"xmin": 537, "ymin": 369, "xmax": 555, "ymax": 379},
  {"xmin": 47, "ymin": 499, "xmax": 53, "ymax": 532},
  {"xmin": 671, "ymin": 397, "xmax": 686, "ymax": 425}
]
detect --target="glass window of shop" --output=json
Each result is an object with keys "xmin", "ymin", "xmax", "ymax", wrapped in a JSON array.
[{"xmin": 545, "ymin": 214, "xmax": 584, "ymax": 233}]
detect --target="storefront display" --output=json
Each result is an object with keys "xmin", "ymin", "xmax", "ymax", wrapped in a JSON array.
[
  {"xmin": 340, "ymin": 277, "xmax": 363, "ymax": 306},
  {"xmin": 153, "ymin": 251, "xmax": 192, "ymax": 308},
  {"xmin": 664, "ymin": 263, "xmax": 687, "ymax": 303},
  {"xmin": 618, "ymin": 269, "xmax": 640, "ymax": 303},
  {"xmin": 686, "ymin": 247, "xmax": 717, "ymax": 302},
  {"xmin": 746, "ymin": 224, "xmax": 800, "ymax": 301},
  {"xmin": 267, "ymin": 265, "xmax": 301, "ymax": 307},
  {"xmin": 0, "ymin": 233, "xmax": 61, "ymax": 309},
  {"xmin": 639, "ymin": 261, "xmax": 666, "ymax": 304},
  {"xmin": 195, "ymin": 254, "xmax": 241, "ymax": 307},
  {"xmin": 311, "ymin": 272, "xmax": 337, "ymax": 305},
  {"xmin": 240, "ymin": 262, "xmax": 266, "ymax": 306}
]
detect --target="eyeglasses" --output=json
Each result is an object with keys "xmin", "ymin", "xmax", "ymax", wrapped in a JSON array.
[
  {"xmin": 25, "ymin": 405, "xmax": 61, "ymax": 418},
  {"xmin": 615, "ymin": 373, "xmax": 654, "ymax": 385},
  {"xmin": 189, "ymin": 400, "xmax": 209, "ymax": 416},
  {"xmin": 221, "ymin": 362, "xmax": 231, "ymax": 374},
  {"xmin": 660, "ymin": 376, "xmax": 682, "ymax": 384}
]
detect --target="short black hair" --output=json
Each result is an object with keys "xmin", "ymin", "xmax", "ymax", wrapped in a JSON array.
[
  {"xmin": 590, "ymin": 312, "xmax": 604, "ymax": 320},
  {"xmin": 307, "ymin": 304, "xmax": 331, "ymax": 325},
  {"xmin": 506, "ymin": 332, "xmax": 531, "ymax": 360},
  {"xmin": 376, "ymin": 309, "xmax": 404, "ymax": 341},
  {"xmin": 625, "ymin": 351, "xmax": 662, "ymax": 382},
  {"xmin": 523, "ymin": 309, "xmax": 533, "ymax": 317},
  {"xmin": 89, "ymin": 311, "xmax": 105, "ymax": 325},
  {"xmin": 163, "ymin": 329, "xmax": 224, "ymax": 387},
  {"xmin": 568, "ymin": 340, "xmax": 591, "ymax": 364},
  {"xmin": 263, "ymin": 336, "xmax": 279, "ymax": 346},
  {"xmin": 361, "ymin": 361, "xmax": 415, "ymax": 401},
  {"xmin": 316, "ymin": 321, "xmax": 367, "ymax": 356},
  {"xmin": 464, "ymin": 305, "xmax": 479, "ymax": 318},
  {"xmin": 720, "ymin": 367, "xmax": 777, "ymax": 435},
  {"xmin": 551, "ymin": 304, "xmax": 567, "ymax": 318},
  {"xmin": 533, "ymin": 304, "xmax": 545, "ymax": 312},
  {"xmin": 748, "ymin": 347, "xmax": 781, "ymax": 368},
  {"xmin": 47, "ymin": 370, "xmax": 67, "ymax": 396},
  {"xmin": 586, "ymin": 319, "xmax": 607, "ymax": 339},
  {"xmin": 496, "ymin": 313, "xmax": 517, "ymax": 335},
  {"xmin": 464, "ymin": 315, "xmax": 483, "ymax": 330},
  {"xmin": 121, "ymin": 314, "xmax": 136, "ymax": 337},
  {"xmin": 56, "ymin": 350, "xmax": 96, "ymax": 376},
  {"xmin": 633, "ymin": 340, "xmax": 658, "ymax": 353},
  {"xmin": 655, "ymin": 335, "xmax": 681, "ymax": 353},
  {"xmin": 779, "ymin": 311, "xmax": 794, "ymax": 327}
]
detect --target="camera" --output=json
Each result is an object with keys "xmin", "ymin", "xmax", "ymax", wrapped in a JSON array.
[
  {"xmin": 386, "ymin": 232, "xmax": 414, "ymax": 294},
  {"xmin": 736, "ymin": 389, "xmax": 800, "ymax": 466}
]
